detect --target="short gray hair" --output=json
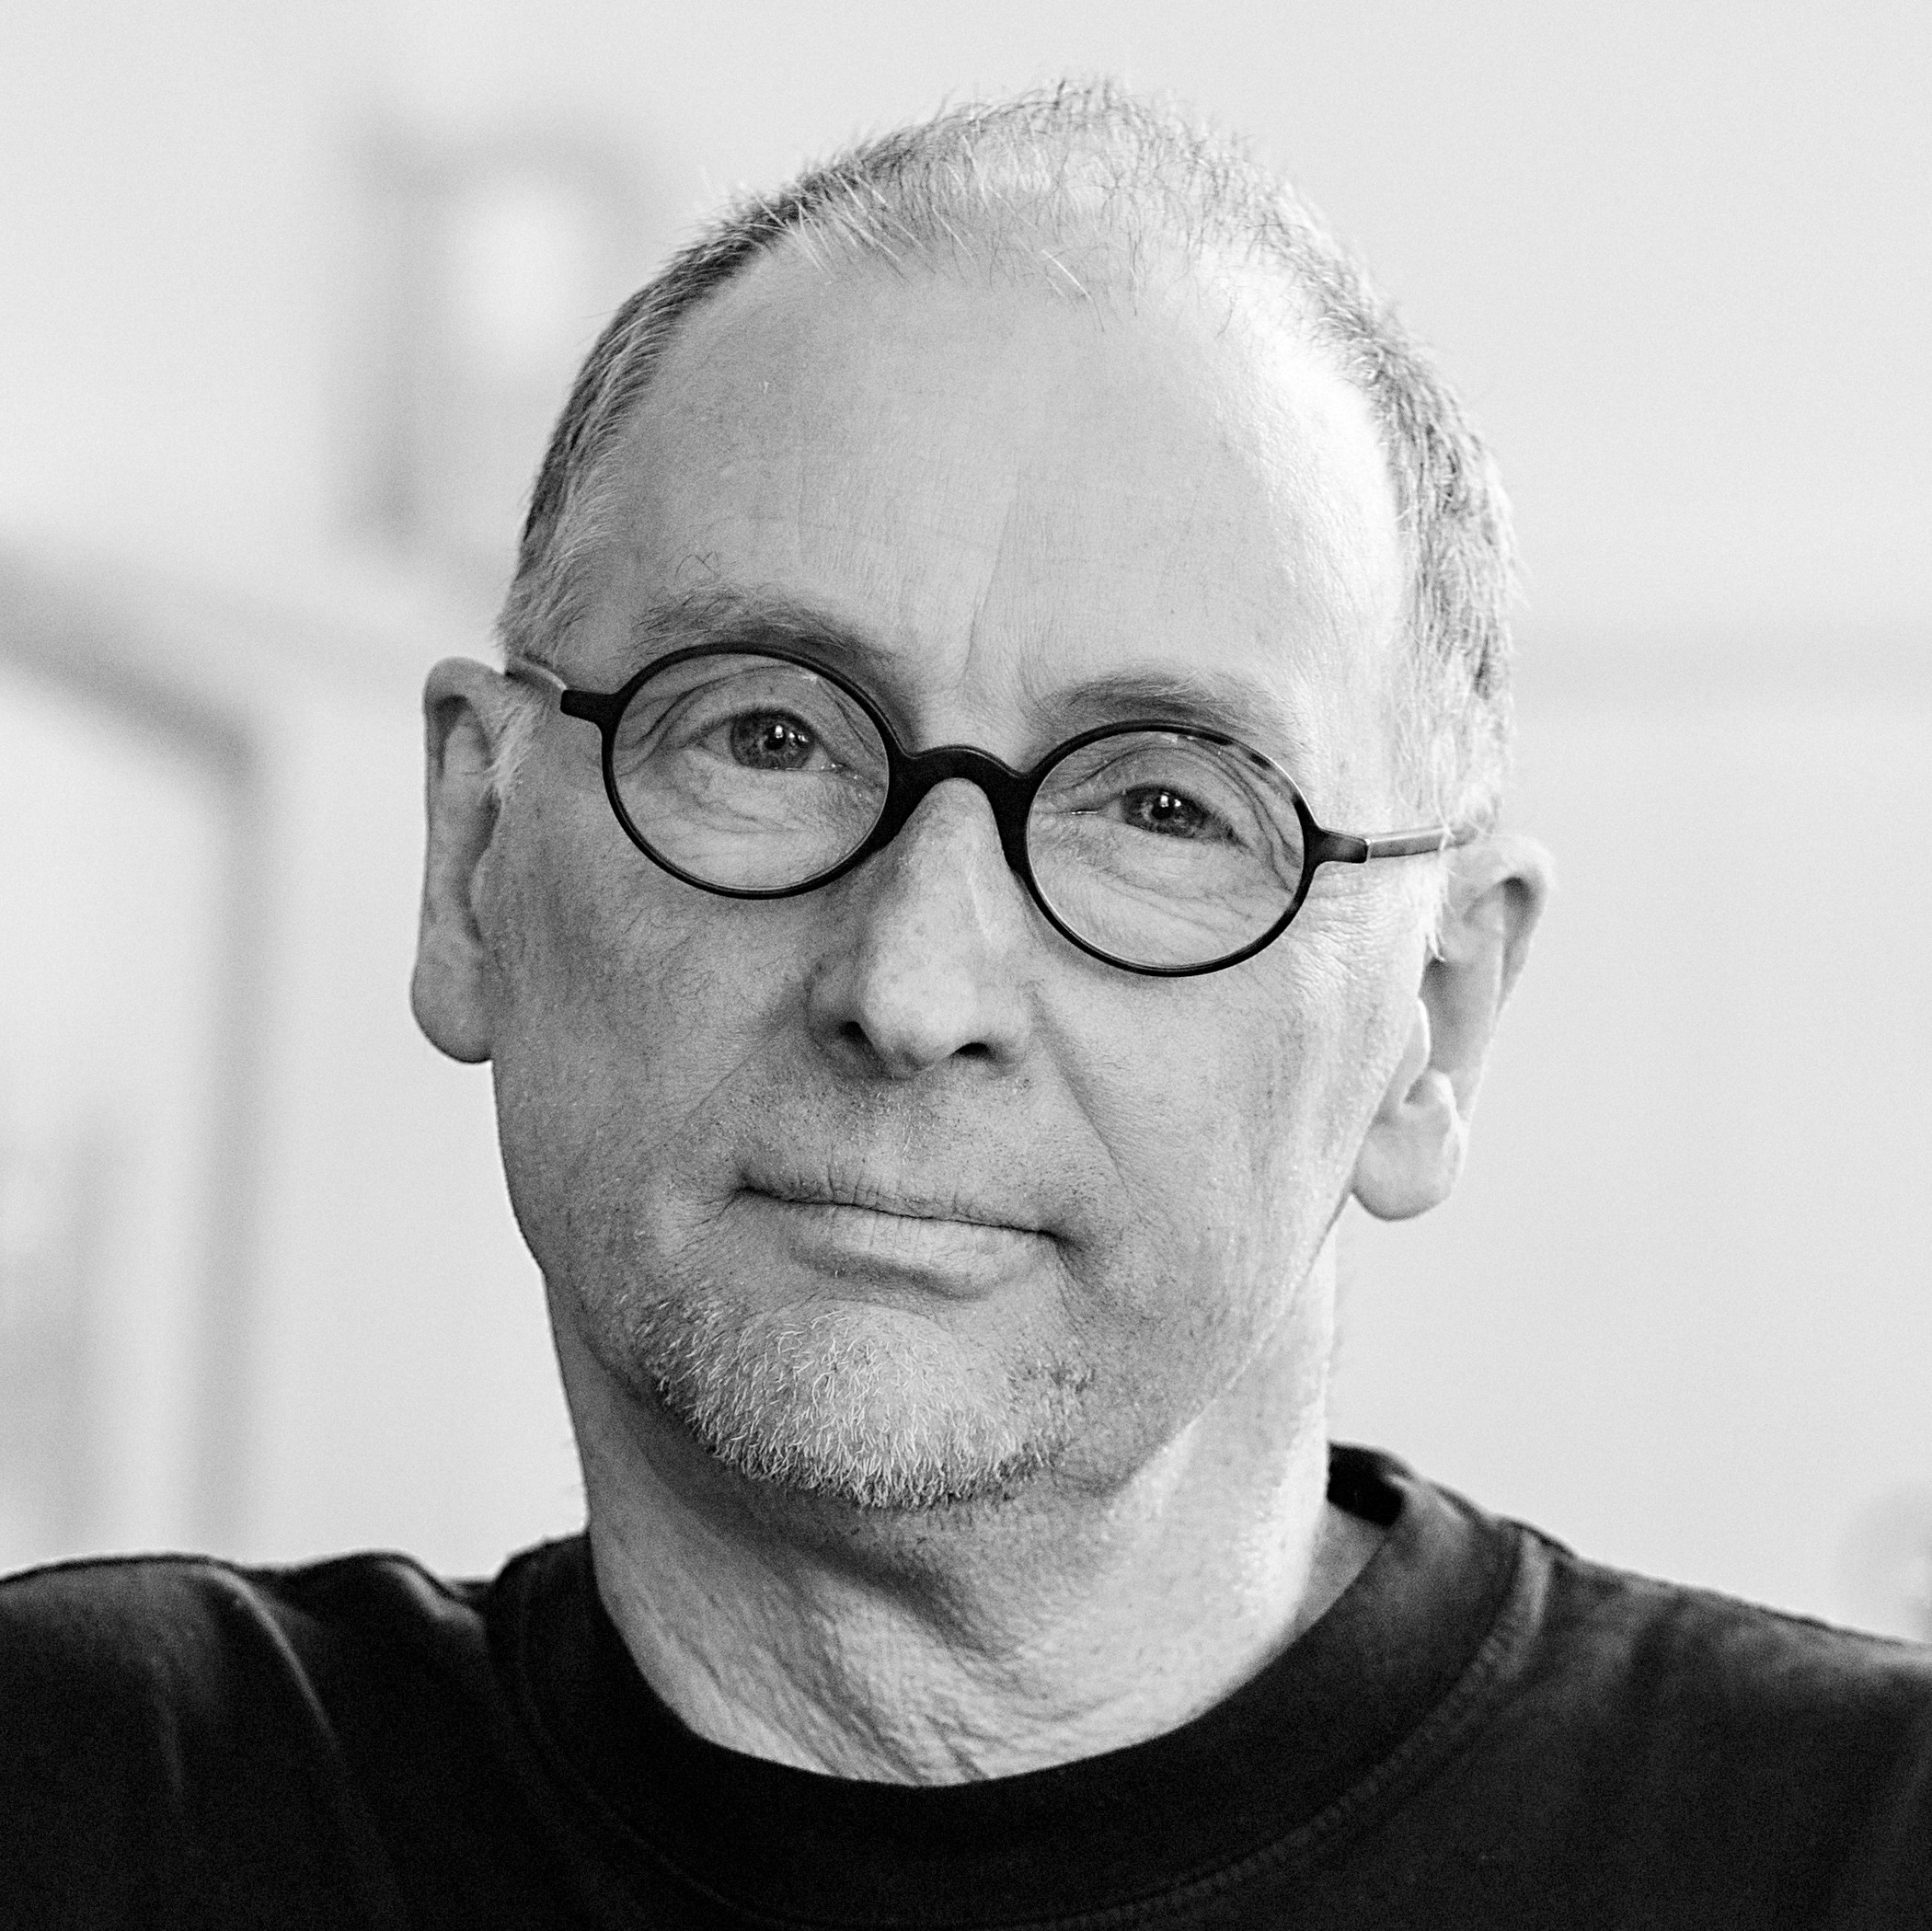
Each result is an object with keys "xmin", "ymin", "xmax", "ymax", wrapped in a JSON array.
[{"xmin": 500, "ymin": 79, "xmax": 1514, "ymax": 827}]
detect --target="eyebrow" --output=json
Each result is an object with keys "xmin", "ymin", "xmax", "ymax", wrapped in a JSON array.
[
  {"xmin": 619, "ymin": 587, "xmax": 1315, "ymax": 770},
  {"xmin": 1044, "ymin": 668, "xmax": 1314, "ymax": 767}
]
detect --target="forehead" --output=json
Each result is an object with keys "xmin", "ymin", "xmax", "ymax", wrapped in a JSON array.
[{"xmin": 569, "ymin": 247, "xmax": 1405, "ymax": 782}]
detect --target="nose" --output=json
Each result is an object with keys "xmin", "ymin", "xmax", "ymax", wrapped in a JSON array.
[{"xmin": 805, "ymin": 779, "xmax": 1037, "ymax": 1079}]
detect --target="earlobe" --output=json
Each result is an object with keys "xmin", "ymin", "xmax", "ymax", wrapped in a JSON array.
[
  {"xmin": 1351, "ymin": 1000, "xmax": 1467, "ymax": 1222},
  {"xmin": 410, "ymin": 659, "xmax": 520, "ymax": 1065}
]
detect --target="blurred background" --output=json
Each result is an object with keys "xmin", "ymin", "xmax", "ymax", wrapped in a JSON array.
[{"xmin": 2, "ymin": 0, "xmax": 1927, "ymax": 1637}]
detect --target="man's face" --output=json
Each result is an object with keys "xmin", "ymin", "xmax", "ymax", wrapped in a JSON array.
[{"xmin": 482, "ymin": 252, "xmax": 1425, "ymax": 1510}]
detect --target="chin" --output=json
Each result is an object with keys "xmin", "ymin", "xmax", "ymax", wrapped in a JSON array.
[{"xmin": 600, "ymin": 1290, "xmax": 1092, "ymax": 1512}]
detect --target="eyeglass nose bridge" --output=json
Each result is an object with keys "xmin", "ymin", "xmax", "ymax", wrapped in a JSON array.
[{"xmin": 852, "ymin": 742, "xmax": 1041, "ymax": 886}]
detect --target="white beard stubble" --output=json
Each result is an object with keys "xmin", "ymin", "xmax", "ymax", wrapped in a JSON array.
[{"xmin": 586, "ymin": 1270, "xmax": 1096, "ymax": 1511}]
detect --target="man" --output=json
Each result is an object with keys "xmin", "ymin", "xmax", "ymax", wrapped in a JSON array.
[{"xmin": 4, "ymin": 83, "xmax": 1928, "ymax": 1927}]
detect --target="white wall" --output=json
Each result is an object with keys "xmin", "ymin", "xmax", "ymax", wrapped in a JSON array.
[{"xmin": 0, "ymin": 669, "xmax": 229, "ymax": 1565}]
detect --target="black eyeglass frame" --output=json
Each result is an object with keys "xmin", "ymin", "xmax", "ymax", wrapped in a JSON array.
[{"xmin": 507, "ymin": 645, "xmax": 1474, "ymax": 979}]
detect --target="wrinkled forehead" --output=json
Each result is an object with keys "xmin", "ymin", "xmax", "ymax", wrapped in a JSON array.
[{"xmin": 566, "ymin": 247, "xmax": 1408, "ymax": 797}]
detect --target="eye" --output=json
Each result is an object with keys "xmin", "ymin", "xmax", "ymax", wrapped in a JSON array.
[
  {"xmin": 726, "ymin": 710, "xmax": 821, "ymax": 771},
  {"xmin": 1117, "ymin": 784, "xmax": 1231, "ymax": 841}
]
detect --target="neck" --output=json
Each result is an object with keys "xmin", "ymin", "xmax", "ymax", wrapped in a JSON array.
[{"xmin": 560, "ymin": 1275, "xmax": 1378, "ymax": 1784}]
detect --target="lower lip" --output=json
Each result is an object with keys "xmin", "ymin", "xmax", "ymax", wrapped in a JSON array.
[{"xmin": 742, "ymin": 1193, "xmax": 1049, "ymax": 1295}]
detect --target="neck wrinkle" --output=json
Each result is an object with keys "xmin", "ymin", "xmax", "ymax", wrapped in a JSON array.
[{"xmin": 564, "ymin": 1294, "xmax": 1366, "ymax": 1785}]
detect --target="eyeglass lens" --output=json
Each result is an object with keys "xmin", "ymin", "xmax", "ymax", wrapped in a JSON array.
[{"xmin": 610, "ymin": 652, "xmax": 1308, "ymax": 970}]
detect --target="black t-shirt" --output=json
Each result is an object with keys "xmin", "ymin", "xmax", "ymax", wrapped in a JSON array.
[{"xmin": 3, "ymin": 1446, "xmax": 1928, "ymax": 1928}]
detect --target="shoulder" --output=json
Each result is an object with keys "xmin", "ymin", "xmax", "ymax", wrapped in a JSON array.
[
  {"xmin": 1524, "ymin": 1527, "xmax": 1932, "ymax": 1742},
  {"xmin": 1490, "ymin": 1524, "xmax": 1932, "ymax": 1912},
  {"xmin": 0, "ymin": 1548, "xmax": 504, "ymax": 1922},
  {"xmin": 0, "ymin": 1546, "xmax": 494, "ymax": 1721}
]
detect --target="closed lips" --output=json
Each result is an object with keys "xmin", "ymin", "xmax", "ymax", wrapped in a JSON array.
[{"xmin": 745, "ymin": 1176, "xmax": 1046, "ymax": 1235}]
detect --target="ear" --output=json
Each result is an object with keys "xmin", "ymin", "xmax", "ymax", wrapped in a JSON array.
[
  {"xmin": 410, "ymin": 657, "xmax": 525, "ymax": 1065},
  {"xmin": 1351, "ymin": 833, "xmax": 1553, "ymax": 1222}
]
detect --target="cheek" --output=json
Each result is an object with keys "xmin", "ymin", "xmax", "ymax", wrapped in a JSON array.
[
  {"xmin": 1070, "ymin": 922, "xmax": 1399, "ymax": 1287},
  {"xmin": 483, "ymin": 833, "xmax": 784, "ymax": 1229},
  {"xmin": 1061, "ymin": 989, "xmax": 1303, "ymax": 1290}
]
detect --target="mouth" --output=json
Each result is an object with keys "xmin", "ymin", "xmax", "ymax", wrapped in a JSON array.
[
  {"xmin": 736, "ymin": 1166, "xmax": 1055, "ymax": 1293},
  {"xmin": 740, "ymin": 1162, "xmax": 1049, "ymax": 1236}
]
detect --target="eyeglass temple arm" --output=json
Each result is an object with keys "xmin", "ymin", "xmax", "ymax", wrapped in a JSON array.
[
  {"xmin": 504, "ymin": 659, "xmax": 629, "ymax": 728},
  {"xmin": 504, "ymin": 660, "xmax": 569, "ymax": 702},
  {"xmin": 504, "ymin": 659, "xmax": 567, "ymax": 699},
  {"xmin": 506, "ymin": 660, "xmax": 641, "ymax": 726},
  {"xmin": 1317, "ymin": 824, "xmax": 1478, "ymax": 866}
]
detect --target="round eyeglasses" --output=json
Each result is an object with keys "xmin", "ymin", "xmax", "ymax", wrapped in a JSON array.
[{"xmin": 508, "ymin": 646, "xmax": 1472, "ymax": 977}]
